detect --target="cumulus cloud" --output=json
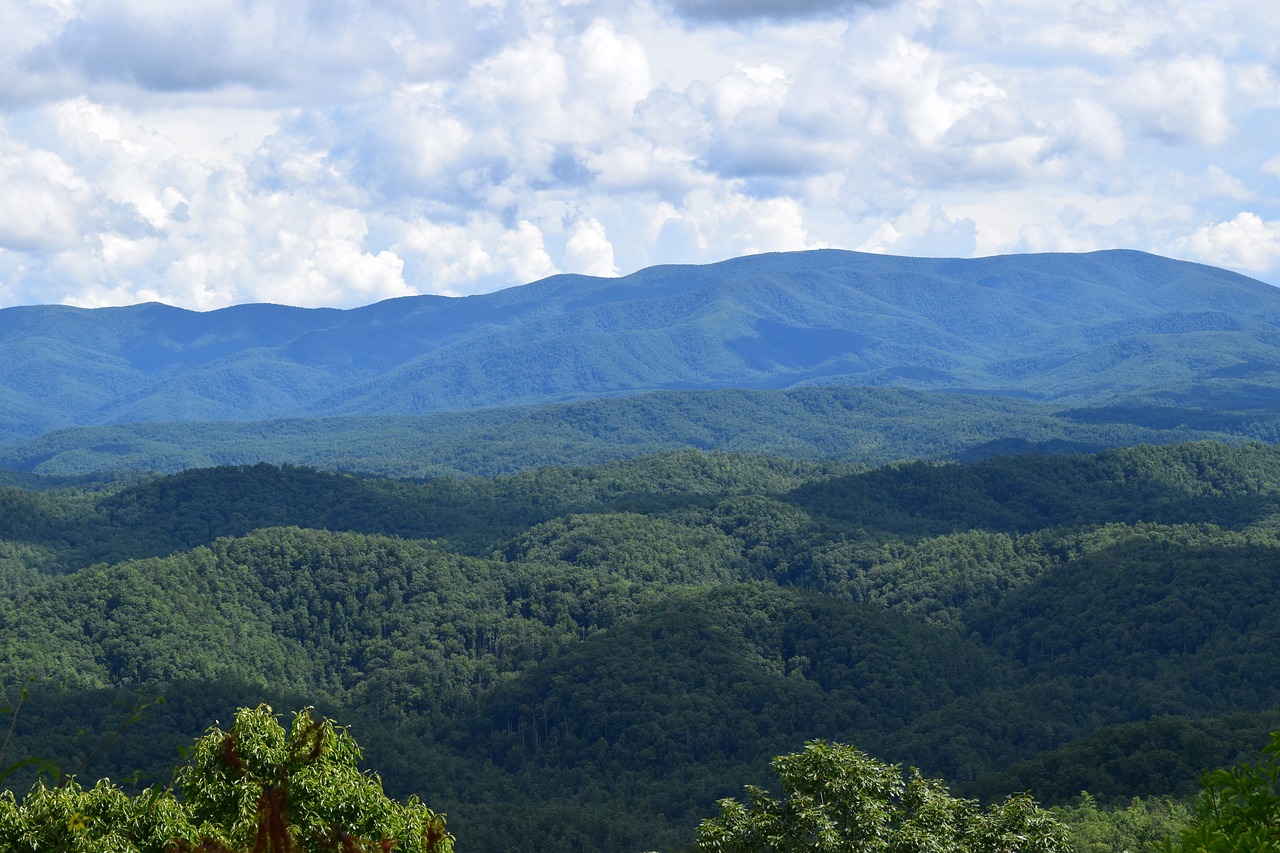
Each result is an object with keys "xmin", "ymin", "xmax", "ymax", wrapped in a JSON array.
[
  {"xmin": 0, "ymin": 136, "xmax": 89, "ymax": 251},
  {"xmin": 26, "ymin": 0, "xmax": 290, "ymax": 91},
  {"xmin": 564, "ymin": 218, "xmax": 619, "ymax": 276},
  {"xmin": 1118, "ymin": 55, "xmax": 1233, "ymax": 146},
  {"xmin": 248, "ymin": 207, "xmax": 412, "ymax": 307},
  {"xmin": 17, "ymin": 0, "xmax": 501, "ymax": 99},
  {"xmin": 1184, "ymin": 212, "xmax": 1280, "ymax": 274},
  {"xmin": 849, "ymin": 33, "xmax": 1010, "ymax": 157},
  {"xmin": 570, "ymin": 20, "xmax": 652, "ymax": 136},
  {"xmin": 1198, "ymin": 166, "xmax": 1253, "ymax": 201},
  {"xmin": 1044, "ymin": 99, "xmax": 1126, "ymax": 167},
  {"xmin": 858, "ymin": 204, "xmax": 977, "ymax": 258},
  {"xmin": 665, "ymin": 187, "xmax": 819, "ymax": 258},
  {"xmin": 2, "ymin": 0, "xmax": 1280, "ymax": 309},
  {"xmin": 498, "ymin": 220, "xmax": 559, "ymax": 284}
]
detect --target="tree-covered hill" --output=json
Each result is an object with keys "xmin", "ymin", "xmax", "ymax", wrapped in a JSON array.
[
  {"xmin": 963, "ymin": 707, "xmax": 1280, "ymax": 804},
  {"xmin": 0, "ymin": 451, "xmax": 829, "ymax": 569},
  {"xmin": 3, "ymin": 250, "xmax": 1280, "ymax": 443},
  {"xmin": 4, "ymin": 385, "xmax": 1279, "ymax": 478},
  {"xmin": 4, "ymin": 441, "xmax": 1280, "ymax": 851},
  {"xmin": 791, "ymin": 440, "xmax": 1280, "ymax": 536},
  {"xmin": 8, "ymin": 439, "xmax": 1280, "ymax": 571}
]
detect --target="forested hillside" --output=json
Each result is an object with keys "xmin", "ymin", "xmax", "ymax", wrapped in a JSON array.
[
  {"xmin": 4, "ymin": 385, "xmax": 1280, "ymax": 478},
  {"xmin": 3, "ymin": 250, "xmax": 1280, "ymax": 445},
  {"xmin": 3, "ymin": 441, "xmax": 1280, "ymax": 851}
]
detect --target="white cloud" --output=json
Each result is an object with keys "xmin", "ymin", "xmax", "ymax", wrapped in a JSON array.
[
  {"xmin": 569, "ymin": 20, "xmax": 652, "ymax": 137},
  {"xmin": 564, "ymin": 217, "xmax": 619, "ymax": 276},
  {"xmin": 1118, "ymin": 55, "xmax": 1232, "ymax": 146},
  {"xmin": 498, "ymin": 219, "xmax": 559, "ymax": 283},
  {"xmin": 394, "ymin": 218, "xmax": 500, "ymax": 295},
  {"xmin": 707, "ymin": 62, "xmax": 789, "ymax": 124},
  {"xmin": 586, "ymin": 142, "xmax": 711, "ymax": 196},
  {"xmin": 1184, "ymin": 212, "xmax": 1280, "ymax": 274},
  {"xmin": 1, "ymin": 0, "xmax": 1279, "ymax": 309},
  {"xmin": 858, "ymin": 203, "xmax": 977, "ymax": 258},
  {"xmin": 251, "ymin": 207, "xmax": 412, "ymax": 307},
  {"xmin": 1015, "ymin": 0, "xmax": 1170, "ymax": 60},
  {"xmin": 671, "ymin": 187, "xmax": 819, "ymax": 258},
  {"xmin": 467, "ymin": 34, "xmax": 568, "ymax": 122},
  {"xmin": 863, "ymin": 36, "xmax": 1007, "ymax": 148},
  {"xmin": 1198, "ymin": 166, "xmax": 1253, "ymax": 201},
  {"xmin": 0, "ymin": 136, "xmax": 89, "ymax": 251},
  {"xmin": 1048, "ymin": 99, "xmax": 1126, "ymax": 165}
]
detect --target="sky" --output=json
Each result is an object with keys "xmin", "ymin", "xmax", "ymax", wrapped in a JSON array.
[{"xmin": 1, "ymin": 0, "xmax": 1279, "ymax": 310}]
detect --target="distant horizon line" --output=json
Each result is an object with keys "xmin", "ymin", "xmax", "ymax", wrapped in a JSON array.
[{"xmin": 2, "ymin": 246, "xmax": 1271, "ymax": 314}]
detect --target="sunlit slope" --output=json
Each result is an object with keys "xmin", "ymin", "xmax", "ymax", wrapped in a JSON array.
[{"xmin": 3, "ymin": 249, "xmax": 1278, "ymax": 439}]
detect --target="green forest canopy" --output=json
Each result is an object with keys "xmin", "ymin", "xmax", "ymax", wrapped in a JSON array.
[{"xmin": 2, "ymin": 440, "xmax": 1280, "ymax": 851}]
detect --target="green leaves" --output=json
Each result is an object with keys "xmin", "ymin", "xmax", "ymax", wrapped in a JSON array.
[
  {"xmin": 1165, "ymin": 731, "xmax": 1280, "ymax": 853},
  {"xmin": 176, "ymin": 705, "xmax": 452, "ymax": 853},
  {"xmin": 696, "ymin": 741, "xmax": 1068, "ymax": 853},
  {"xmin": 1051, "ymin": 793, "xmax": 1192, "ymax": 853},
  {"xmin": 0, "ymin": 704, "xmax": 451, "ymax": 853},
  {"xmin": 0, "ymin": 777, "xmax": 191, "ymax": 853}
]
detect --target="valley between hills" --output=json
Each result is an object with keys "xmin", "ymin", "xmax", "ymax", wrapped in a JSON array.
[{"xmin": 3, "ymin": 249, "xmax": 1280, "ymax": 852}]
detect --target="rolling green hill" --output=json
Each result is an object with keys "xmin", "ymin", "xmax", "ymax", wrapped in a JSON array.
[
  {"xmin": 4, "ymin": 443, "xmax": 1280, "ymax": 850},
  {"xmin": 6, "ymin": 248, "xmax": 1280, "ymax": 851}
]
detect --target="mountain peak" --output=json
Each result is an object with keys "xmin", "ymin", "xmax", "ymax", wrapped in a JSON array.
[{"xmin": 1, "ymin": 250, "xmax": 1276, "ymax": 441}]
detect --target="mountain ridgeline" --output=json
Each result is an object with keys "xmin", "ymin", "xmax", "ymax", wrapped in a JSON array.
[
  {"xmin": 4, "ymin": 249, "xmax": 1280, "ymax": 852},
  {"xmin": 3, "ymin": 249, "xmax": 1280, "ymax": 446},
  {"xmin": 4, "ymin": 442, "xmax": 1280, "ymax": 850}
]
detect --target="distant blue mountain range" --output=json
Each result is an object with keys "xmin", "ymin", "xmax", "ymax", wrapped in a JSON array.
[{"xmin": 3, "ymin": 249, "xmax": 1278, "ymax": 443}]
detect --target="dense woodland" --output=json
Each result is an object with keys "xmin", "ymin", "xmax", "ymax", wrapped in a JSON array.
[
  {"xmin": 4, "ymin": 385, "xmax": 1280, "ymax": 479},
  {"xmin": 2, "ymin": 439, "xmax": 1280, "ymax": 850}
]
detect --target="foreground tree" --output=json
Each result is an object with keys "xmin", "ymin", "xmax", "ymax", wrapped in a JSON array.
[
  {"xmin": 1164, "ymin": 731, "xmax": 1280, "ymax": 853},
  {"xmin": 0, "ymin": 704, "xmax": 452, "ymax": 853},
  {"xmin": 696, "ymin": 740, "xmax": 1066, "ymax": 853},
  {"xmin": 1051, "ymin": 792, "xmax": 1191, "ymax": 853}
]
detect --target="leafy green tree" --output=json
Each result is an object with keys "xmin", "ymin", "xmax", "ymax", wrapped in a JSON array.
[
  {"xmin": 696, "ymin": 740, "xmax": 1067, "ymax": 853},
  {"xmin": 1052, "ymin": 792, "xmax": 1191, "ymax": 853},
  {"xmin": 0, "ymin": 704, "xmax": 451, "ymax": 853},
  {"xmin": 1164, "ymin": 731, "xmax": 1280, "ymax": 853}
]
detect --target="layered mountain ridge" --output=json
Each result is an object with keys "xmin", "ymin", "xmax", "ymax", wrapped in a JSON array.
[{"xmin": 4, "ymin": 249, "xmax": 1279, "ymax": 442}]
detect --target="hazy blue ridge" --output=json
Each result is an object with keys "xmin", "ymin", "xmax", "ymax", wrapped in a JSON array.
[
  {"xmin": 2, "ymin": 249, "xmax": 1279, "ymax": 444},
  {"xmin": 2, "ymin": 385, "xmax": 1276, "ymax": 478}
]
